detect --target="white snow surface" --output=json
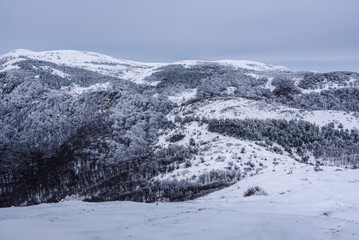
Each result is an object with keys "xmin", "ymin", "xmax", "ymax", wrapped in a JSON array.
[
  {"xmin": 174, "ymin": 97, "xmax": 359, "ymax": 130},
  {"xmin": 172, "ymin": 59, "xmax": 288, "ymax": 71},
  {"xmin": 1, "ymin": 166, "xmax": 358, "ymax": 240},
  {"xmin": 61, "ymin": 82, "xmax": 112, "ymax": 96},
  {"xmin": 214, "ymin": 59, "xmax": 288, "ymax": 71},
  {"xmin": 50, "ymin": 68, "xmax": 69, "ymax": 78},
  {"xmin": 156, "ymin": 121, "xmax": 297, "ymax": 181},
  {"xmin": 168, "ymin": 88, "xmax": 197, "ymax": 104},
  {"xmin": 264, "ymin": 77, "xmax": 276, "ymax": 91}
]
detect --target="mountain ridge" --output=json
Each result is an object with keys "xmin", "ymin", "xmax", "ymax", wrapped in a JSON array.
[{"xmin": 1, "ymin": 49, "xmax": 288, "ymax": 74}]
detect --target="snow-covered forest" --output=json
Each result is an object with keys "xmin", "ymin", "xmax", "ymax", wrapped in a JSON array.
[{"xmin": 1, "ymin": 50, "xmax": 359, "ymax": 208}]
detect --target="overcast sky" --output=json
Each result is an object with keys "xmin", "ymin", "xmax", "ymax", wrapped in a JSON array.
[{"xmin": 1, "ymin": 0, "xmax": 358, "ymax": 71}]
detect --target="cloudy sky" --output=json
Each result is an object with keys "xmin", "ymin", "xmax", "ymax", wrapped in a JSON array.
[{"xmin": 1, "ymin": 0, "xmax": 358, "ymax": 71}]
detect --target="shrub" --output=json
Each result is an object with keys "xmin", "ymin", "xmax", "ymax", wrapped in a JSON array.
[
  {"xmin": 243, "ymin": 186, "xmax": 267, "ymax": 197},
  {"xmin": 169, "ymin": 134, "xmax": 185, "ymax": 142},
  {"xmin": 241, "ymin": 147, "xmax": 246, "ymax": 153},
  {"xmin": 189, "ymin": 138, "xmax": 196, "ymax": 146},
  {"xmin": 273, "ymin": 146, "xmax": 283, "ymax": 155},
  {"xmin": 185, "ymin": 161, "xmax": 192, "ymax": 168}
]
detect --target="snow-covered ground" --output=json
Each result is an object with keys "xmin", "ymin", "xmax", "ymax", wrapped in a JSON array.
[
  {"xmin": 174, "ymin": 97, "xmax": 359, "ymax": 130},
  {"xmin": 154, "ymin": 95, "xmax": 359, "ymax": 181},
  {"xmin": 1, "ymin": 165, "xmax": 358, "ymax": 240},
  {"xmin": 60, "ymin": 82, "xmax": 112, "ymax": 96},
  {"xmin": 168, "ymin": 88, "xmax": 197, "ymax": 104},
  {"xmin": 156, "ymin": 121, "xmax": 298, "ymax": 181}
]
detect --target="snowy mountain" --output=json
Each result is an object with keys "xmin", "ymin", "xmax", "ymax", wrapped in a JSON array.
[{"xmin": 1, "ymin": 49, "xmax": 359, "ymax": 209}]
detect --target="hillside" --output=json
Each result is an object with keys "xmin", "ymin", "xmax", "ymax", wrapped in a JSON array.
[{"xmin": 1, "ymin": 49, "xmax": 359, "ymax": 207}]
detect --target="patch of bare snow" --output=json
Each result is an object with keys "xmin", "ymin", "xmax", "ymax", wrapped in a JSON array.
[
  {"xmin": 156, "ymin": 121, "xmax": 296, "ymax": 182},
  {"xmin": 51, "ymin": 69, "xmax": 69, "ymax": 78},
  {"xmin": 264, "ymin": 77, "xmax": 275, "ymax": 91},
  {"xmin": 62, "ymin": 82, "xmax": 111, "ymax": 95},
  {"xmin": 168, "ymin": 88, "xmax": 197, "ymax": 104},
  {"xmin": 176, "ymin": 97, "xmax": 359, "ymax": 130}
]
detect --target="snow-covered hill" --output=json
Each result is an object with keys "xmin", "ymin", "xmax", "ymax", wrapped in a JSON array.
[
  {"xmin": 0, "ymin": 49, "xmax": 288, "ymax": 85},
  {"xmin": 1, "ymin": 48, "xmax": 359, "ymax": 214},
  {"xmin": 0, "ymin": 49, "xmax": 163, "ymax": 85}
]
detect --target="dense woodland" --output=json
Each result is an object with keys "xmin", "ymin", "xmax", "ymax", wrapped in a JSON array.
[
  {"xmin": 207, "ymin": 119, "xmax": 359, "ymax": 165},
  {"xmin": 0, "ymin": 58, "xmax": 359, "ymax": 207}
]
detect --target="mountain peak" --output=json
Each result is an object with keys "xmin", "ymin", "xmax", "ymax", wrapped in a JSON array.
[{"xmin": 3, "ymin": 48, "xmax": 36, "ymax": 57}]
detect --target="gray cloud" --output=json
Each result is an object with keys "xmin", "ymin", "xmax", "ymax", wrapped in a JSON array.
[{"xmin": 1, "ymin": 0, "xmax": 358, "ymax": 71}]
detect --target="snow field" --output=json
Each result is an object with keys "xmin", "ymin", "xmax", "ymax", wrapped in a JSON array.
[{"xmin": 1, "ymin": 166, "xmax": 358, "ymax": 240}]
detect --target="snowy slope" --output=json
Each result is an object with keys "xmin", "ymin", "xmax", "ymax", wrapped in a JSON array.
[
  {"xmin": 172, "ymin": 59, "xmax": 288, "ymax": 71},
  {"xmin": 61, "ymin": 82, "xmax": 112, "ymax": 96},
  {"xmin": 301, "ymin": 76, "xmax": 359, "ymax": 94},
  {"xmin": 1, "ymin": 166, "xmax": 358, "ymax": 240},
  {"xmin": 153, "ymin": 94, "xmax": 359, "ymax": 183},
  {"xmin": 174, "ymin": 97, "xmax": 359, "ymax": 130},
  {"xmin": 168, "ymin": 88, "xmax": 198, "ymax": 104},
  {"xmin": 0, "ymin": 49, "xmax": 163, "ymax": 85},
  {"xmin": 0, "ymin": 49, "xmax": 288, "ymax": 86},
  {"xmin": 156, "ymin": 121, "xmax": 298, "ymax": 182}
]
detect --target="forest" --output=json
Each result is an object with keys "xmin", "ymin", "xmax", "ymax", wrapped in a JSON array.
[{"xmin": 1, "ymin": 58, "xmax": 359, "ymax": 207}]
